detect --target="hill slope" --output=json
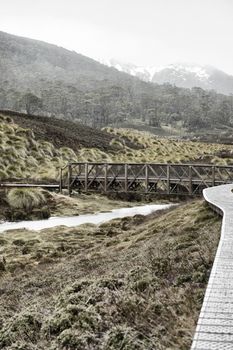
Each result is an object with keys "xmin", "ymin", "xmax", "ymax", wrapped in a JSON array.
[
  {"xmin": 1, "ymin": 110, "xmax": 233, "ymax": 184},
  {"xmin": 0, "ymin": 110, "xmax": 135, "ymax": 152},
  {"xmin": 0, "ymin": 31, "xmax": 136, "ymax": 91}
]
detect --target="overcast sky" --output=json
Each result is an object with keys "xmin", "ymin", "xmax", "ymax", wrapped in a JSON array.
[{"xmin": 1, "ymin": 0, "xmax": 233, "ymax": 73}]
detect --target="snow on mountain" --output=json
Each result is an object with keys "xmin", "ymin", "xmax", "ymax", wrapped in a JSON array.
[{"xmin": 99, "ymin": 59, "xmax": 233, "ymax": 95}]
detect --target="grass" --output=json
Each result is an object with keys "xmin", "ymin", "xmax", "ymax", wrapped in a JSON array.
[
  {"xmin": 1, "ymin": 112, "xmax": 233, "ymax": 183},
  {"xmin": 0, "ymin": 200, "xmax": 221, "ymax": 349},
  {"xmin": 7, "ymin": 188, "xmax": 46, "ymax": 212},
  {"xmin": 1, "ymin": 188, "xmax": 50, "ymax": 221},
  {"xmin": 0, "ymin": 189, "xmax": 141, "ymax": 222},
  {"xmin": 102, "ymin": 127, "xmax": 233, "ymax": 165},
  {"xmin": 0, "ymin": 113, "xmax": 79, "ymax": 181}
]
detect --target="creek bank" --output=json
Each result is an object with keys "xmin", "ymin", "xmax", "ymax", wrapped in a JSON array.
[{"xmin": 0, "ymin": 204, "xmax": 172, "ymax": 233}]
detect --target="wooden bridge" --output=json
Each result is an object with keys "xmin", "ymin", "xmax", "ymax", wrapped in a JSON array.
[{"xmin": 60, "ymin": 162, "xmax": 233, "ymax": 196}]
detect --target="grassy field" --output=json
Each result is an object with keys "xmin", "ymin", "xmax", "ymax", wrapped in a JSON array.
[{"xmin": 0, "ymin": 201, "xmax": 221, "ymax": 349}]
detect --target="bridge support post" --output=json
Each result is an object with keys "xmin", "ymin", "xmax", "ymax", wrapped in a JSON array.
[
  {"xmin": 104, "ymin": 163, "xmax": 107, "ymax": 192},
  {"xmin": 67, "ymin": 164, "xmax": 72, "ymax": 196},
  {"xmin": 212, "ymin": 166, "xmax": 215, "ymax": 187},
  {"xmin": 189, "ymin": 166, "xmax": 192, "ymax": 195},
  {"xmin": 167, "ymin": 164, "xmax": 170, "ymax": 194},
  {"xmin": 125, "ymin": 164, "xmax": 128, "ymax": 192},
  {"xmin": 84, "ymin": 163, "xmax": 88, "ymax": 192},
  {"xmin": 59, "ymin": 168, "xmax": 63, "ymax": 193},
  {"xmin": 145, "ymin": 164, "xmax": 149, "ymax": 192}
]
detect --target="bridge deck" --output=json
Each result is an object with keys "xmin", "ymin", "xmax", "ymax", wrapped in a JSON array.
[{"xmin": 191, "ymin": 184, "xmax": 233, "ymax": 349}]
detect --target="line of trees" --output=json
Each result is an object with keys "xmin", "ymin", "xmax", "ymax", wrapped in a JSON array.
[{"xmin": 1, "ymin": 82, "xmax": 233, "ymax": 130}]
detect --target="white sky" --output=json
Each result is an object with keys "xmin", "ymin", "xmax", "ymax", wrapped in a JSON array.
[{"xmin": 1, "ymin": 0, "xmax": 233, "ymax": 74}]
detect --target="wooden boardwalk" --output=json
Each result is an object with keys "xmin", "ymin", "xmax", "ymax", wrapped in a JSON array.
[
  {"xmin": 61, "ymin": 162, "xmax": 233, "ymax": 196},
  {"xmin": 191, "ymin": 184, "xmax": 233, "ymax": 349},
  {"xmin": 0, "ymin": 183, "xmax": 59, "ymax": 189}
]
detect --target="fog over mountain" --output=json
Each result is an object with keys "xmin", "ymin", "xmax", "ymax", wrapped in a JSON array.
[
  {"xmin": 1, "ymin": 30, "xmax": 233, "ymax": 132},
  {"xmin": 101, "ymin": 59, "xmax": 233, "ymax": 95}
]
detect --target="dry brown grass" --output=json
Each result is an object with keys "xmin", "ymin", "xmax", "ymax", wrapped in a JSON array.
[
  {"xmin": 1, "ymin": 113, "xmax": 233, "ymax": 184},
  {"xmin": 102, "ymin": 127, "xmax": 233, "ymax": 165},
  {"xmin": 0, "ymin": 201, "xmax": 221, "ymax": 349}
]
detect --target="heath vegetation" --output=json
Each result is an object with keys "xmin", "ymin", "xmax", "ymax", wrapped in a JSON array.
[
  {"xmin": 0, "ymin": 201, "xmax": 221, "ymax": 349},
  {"xmin": 1, "ymin": 112, "xmax": 233, "ymax": 185}
]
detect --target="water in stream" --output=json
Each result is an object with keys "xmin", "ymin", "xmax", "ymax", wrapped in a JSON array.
[{"xmin": 0, "ymin": 204, "xmax": 171, "ymax": 233}]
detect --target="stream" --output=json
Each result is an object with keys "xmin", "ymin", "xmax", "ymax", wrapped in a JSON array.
[{"xmin": 0, "ymin": 204, "xmax": 171, "ymax": 233}]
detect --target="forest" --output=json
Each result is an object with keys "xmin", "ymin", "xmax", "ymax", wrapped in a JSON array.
[{"xmin": 1, "ymin": 83, "xmax": 233, "ymax": 131}]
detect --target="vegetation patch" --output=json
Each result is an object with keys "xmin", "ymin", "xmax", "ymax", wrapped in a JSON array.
[
  {"xmin": 0, "ymin": 201, "xmax": 221, "ymax": 349},
  {"xmin": 0, "ymin": 189, "xmax": 139, "ymax": 222},
  {"xmin": 0, "ymin": 188, "xmax": 50, "ymax": 221},
  {"xmin": 103, "ymin": 127, "xmax": 233, "ymax": 165},
  {"xmin": 0, "ymin": 112, "xmax": 233, "ymax": 185}
]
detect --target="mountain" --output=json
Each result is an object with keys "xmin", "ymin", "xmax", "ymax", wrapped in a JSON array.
[
  {"xmin": 0, "ymin": 30, "xmax": 233, "ymax": 132},
  {"xmin": 0, "ymin": 30, "xmax": 160, "ymax": 125},
  {"xmin": 101, "ymin": 60, "xmax": 233, "ymax": 95},
  {"xmin": 151, "ymin": 63, "xmax": 233, "ymax": 95},
  {"xmin": 0, "ymin": 31, "xmax": 145, "ymax": 92}
]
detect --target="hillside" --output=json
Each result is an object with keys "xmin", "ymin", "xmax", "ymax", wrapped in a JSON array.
[
  {"xmin": 1, "ymin": 31, "xmax": 233, "ymax": 133},
  {"xmin": 0, "ymin": 31, "xmax": 136, "ymax": 91},
  {"xmin": 1, "ymin": 110, "xmax": 233, "ymax": 185},
  {"xmin": 0, "ymin": 110, "xmax": 139, "ymax": 152}
]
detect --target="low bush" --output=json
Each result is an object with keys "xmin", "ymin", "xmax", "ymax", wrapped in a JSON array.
[{"xmin": 7, "ymin": 188, "xmax": 47, "ymax": 212}]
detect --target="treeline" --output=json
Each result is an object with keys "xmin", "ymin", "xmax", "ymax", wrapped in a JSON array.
[{"xmin": 0, "ymin": 81, "xmax": 233, "ymax": 130}]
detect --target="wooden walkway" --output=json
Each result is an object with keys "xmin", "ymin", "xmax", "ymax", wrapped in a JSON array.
[
  {"xmin": 0, "ymin": 183, "xmax": 59, "ymax": 189},
  {"xmin": 61, "ymin": 162, "xmax": 233, "ymax": 196},
  {"xmin": 191, "ymin": 184, "xmax": 233, "ymax": 349}
]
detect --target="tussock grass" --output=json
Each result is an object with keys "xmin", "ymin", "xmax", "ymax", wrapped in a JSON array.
[
  {"xmin": 102, "ymin": 127, "xmax": 233, "ymax": 164},
  {"xmin": 0, "ymin": 113, "xmax": 79, "ymax": 180},
  {"xmin": 0, "ymin": 201, "xmax": 221, "ymax": 349},
  {"xmin": 7, "ymin": 188, "xmax": 46, "ymax": 212},
  {"xmin": 1, "ymin": 113, "xmax": 233, "ymax": 182}
]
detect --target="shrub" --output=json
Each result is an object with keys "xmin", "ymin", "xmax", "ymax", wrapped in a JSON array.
[{"xmin": 7, "ymin": 188, "xmax": 47, "ymax": 212}]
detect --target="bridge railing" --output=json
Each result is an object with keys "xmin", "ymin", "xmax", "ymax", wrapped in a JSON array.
[{"xmin": 60, "ymin": 162, "xmax": 233, "ymax": 196}]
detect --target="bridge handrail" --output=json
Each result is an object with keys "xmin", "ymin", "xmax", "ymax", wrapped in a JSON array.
[{"xmin": 68, "ymin": 162, "xmax": 233, "ymax": 169}]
